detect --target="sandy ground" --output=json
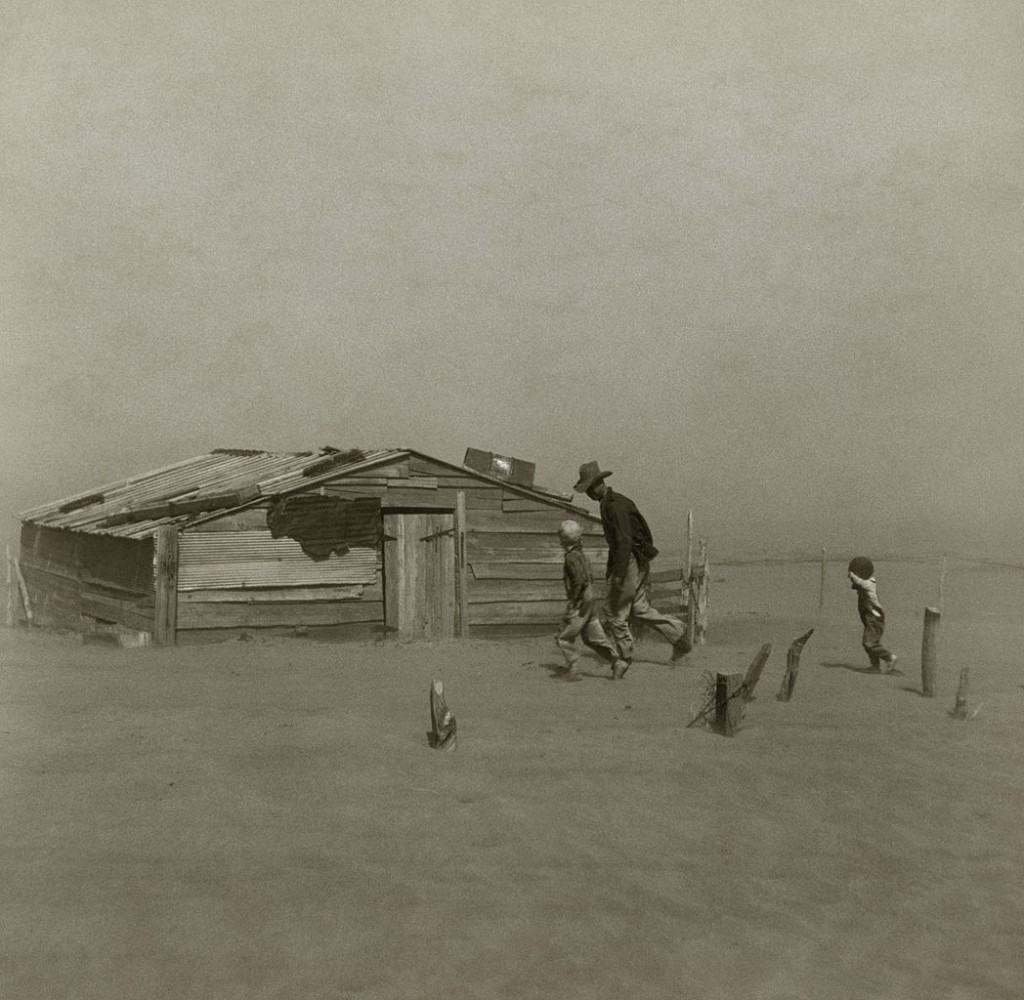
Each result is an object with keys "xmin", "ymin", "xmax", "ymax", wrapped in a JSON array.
[{"xmin": 1, "ymin": 610, "xmax": 1022, "ymax": 1000}]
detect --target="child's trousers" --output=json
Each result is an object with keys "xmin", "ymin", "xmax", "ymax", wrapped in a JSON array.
[
  {"xmin": 862, "ymin": 618, "xmax": 893, "ymax": 668},
  {"xmin": 556, "ymin": 605, "xmax": 619, "ymax": 669}
]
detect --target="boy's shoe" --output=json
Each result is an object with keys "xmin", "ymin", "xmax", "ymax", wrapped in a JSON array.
[
  {"xmin": 886, "ymin": 654, "xmax": 899, "ymax": 674},
  {"xmin": 670, "ymin": 636, "xmax": 693, "ymax": 662},
  {"xmin": 612, "ymin": 659, "xmax": 630, "ymax": 680}
]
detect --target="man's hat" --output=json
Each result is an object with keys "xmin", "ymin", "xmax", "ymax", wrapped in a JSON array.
[{"xmin": 574, "ymin": 461, "xmax": 612, "ymax": 494}]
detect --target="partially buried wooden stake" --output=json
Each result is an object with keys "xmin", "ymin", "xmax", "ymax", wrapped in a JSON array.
[
  {"xmin": 428, "ymin": 679, "xmax": 457, "ymax": 751},
  {"xmin": 742, "ymin": 642, "xmax": 773, "ymax": 701},
  {"xmin": 950, "ymin": 667, "xmax": 969, "ymax": 720},
  {"xmin": 776, "ymin": 628, "xmax": 814, "ymax": 702},
  {"xmin": 921, "ymin": 607, "xmax": 940, "ymax": 698},
  {"xmin": 715, "ymin": 672, "xmax": 744, "ymax": 736}
]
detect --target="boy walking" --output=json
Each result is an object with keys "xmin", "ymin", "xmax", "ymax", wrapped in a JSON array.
[
  {"xmin": 848, "ymin": 556, "xmax": 898, "ymax": 673},
  {"xmin": 555, "ymin": 519, "xmax": 625, "ymax": 680}
]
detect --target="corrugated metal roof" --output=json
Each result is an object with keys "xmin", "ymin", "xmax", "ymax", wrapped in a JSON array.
[
  {"xmin": 18, "ymin": 446, "xmax": 592, "ymax": 538},
  {"xmin": 19, "ymin": 449, "xmax": 402, "ymax": 539}
]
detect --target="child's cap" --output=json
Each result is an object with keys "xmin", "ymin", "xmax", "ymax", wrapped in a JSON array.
[
  {"xmin": 848, "ymin": 556, "xmax": 874, "ymax": 578},
  {"xmin": 558, "ymin": 519, "xmax": 583, "ymax": 542}
]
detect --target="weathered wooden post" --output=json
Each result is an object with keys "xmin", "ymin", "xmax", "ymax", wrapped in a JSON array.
[
  {"xmin": 684, "ymin": 509, "xmax": 693, "ymax": 584},
  {"xmin": 154, "ymin": 524, "xmax": 179, "ymax": 646},
  {"xmin": 694, "ymin": 539, "xmax": 709, "ymax": 644},
  {"xmin": 453, "ymin": 491, "xmax": 468, "ymax": 638},
  {"xmin": 950, "ymin": 667, "xmax": 968, "ymax": 719},
  {"xmin": 12, "ymin": 557, "xmax": 33, "ymax": 627},
  {"xmin": 776, "ymin": 628, "xmax": 814, "ymax": 702},
  {"xmin": 715, "ymin": 672, "xmax": 744, "ymax": 736},
  {"xmin": 427, "ymin": 679, "xmax": 457, "ymax": 750},
  {"xmin": 819, "ymin": 548, "xmax": 827, "ymax": 612},
  {"xmin": 742, "ymin": 642, "xmax": 773, "ymax": 701},
  {"xmin": 5, "ymin": 545, "xmax": 12, "ymax": 628},
  {"xmin": 921, "ymin": 607, "xmax": 940, "ymax": 697}
]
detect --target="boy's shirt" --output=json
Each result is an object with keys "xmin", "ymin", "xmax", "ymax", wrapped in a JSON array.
[
  {"xmin": 850, "ymin": 573, "xmax": 885, "ymax": 625},
  {"xmin": 562, "ymin": 542, "xmax": 595, "ymax": 613}
]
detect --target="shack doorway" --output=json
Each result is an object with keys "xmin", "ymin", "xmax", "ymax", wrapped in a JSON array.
[{"xmin": 382, "ymin": 510, "xmax": 456, "ymax": 639}]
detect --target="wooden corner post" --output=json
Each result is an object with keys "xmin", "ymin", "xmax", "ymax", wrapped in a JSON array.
[
  {"xmin": 154, "ymin": 524, "xmax": 179, "ymax": 646},
  {"xmin": 453, "ymin": 491, "xmax": 468, "ymax": 638}
]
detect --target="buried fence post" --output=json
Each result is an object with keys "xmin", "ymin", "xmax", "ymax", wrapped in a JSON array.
[
  {"xmin": 921, "ymin": 607, "xmax": 940, "ymax": 698},
  {"xmin": 950, "ymin": 667, "xmax": 969, "ymax": 720},
  {"xmin": 742, "ymin": 642, "xmax": 773, "ymax": 701},
  {"xmin": 776, "ymin": 628, "xmax": 815, "ymax": 702},
  {"xmin": 427, "ymin": 679, "xmax": 457, "ymax": 751},
  {"xmin": 12, "ymin": 557, "xmax": 33, "ymax": 627},
  {"xmin": 715, "ymin": 672, "xmax": 744, "ymax": 736}
]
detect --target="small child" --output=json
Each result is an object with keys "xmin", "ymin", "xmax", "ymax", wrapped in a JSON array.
[
  {"xmin": 848, "ymin": 556, "xmax": 898, "ymax": 673},
  {"xmin": 555, "ymin": 519, "xmax": 625, "ymax": 680}
]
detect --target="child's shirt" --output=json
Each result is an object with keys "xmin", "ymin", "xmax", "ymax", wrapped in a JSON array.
[
  {"xmin": 850, "ymin": 573, "xmax": 885, "ymax": 625},
  {"xmin": 562, "ymin": 542, "xmax": 595, "ymax": 614}
]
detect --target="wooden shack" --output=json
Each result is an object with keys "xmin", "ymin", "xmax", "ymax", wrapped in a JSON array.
[{"xmin": 16, "ymin": 447, "xmax": 684, "ymax": 644}]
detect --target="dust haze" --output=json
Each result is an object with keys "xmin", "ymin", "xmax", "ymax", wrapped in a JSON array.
[{"xmin": 3, "ymin": 1, "xmax": 1022, "ymax": 559}]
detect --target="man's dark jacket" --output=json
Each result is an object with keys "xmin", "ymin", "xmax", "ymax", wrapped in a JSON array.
[{"xmin": 599, "ymin": 488, "xmax": 659, "ymax": 579}]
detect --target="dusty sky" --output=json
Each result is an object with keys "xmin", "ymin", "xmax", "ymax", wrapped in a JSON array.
[{"xmin": 2, "ymin": 1, "xmax": 1022, "ymax": 560}]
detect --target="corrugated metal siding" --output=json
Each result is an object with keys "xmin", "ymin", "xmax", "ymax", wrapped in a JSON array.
[{"xmin": 178, "ymin": 532, "xmax": 379, "ymax": 590}]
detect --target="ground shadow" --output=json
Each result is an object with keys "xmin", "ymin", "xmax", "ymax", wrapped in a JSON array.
[
  {"xmin": 898, "ymin": 685, "xmax": 928, "ymax": 697},
  {"xmin": 820, "ymin": 660, "xmax": 879, "ymax": 675},
  {"xmin": 539, "ymin": 659, "xmax": 614, "ymax": 682}
]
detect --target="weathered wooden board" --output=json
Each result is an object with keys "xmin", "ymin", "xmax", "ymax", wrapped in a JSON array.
[
  {"xmin": 466, "ymin": 510, "xmax": 602, "ymax": 534},
  {"xmin": 178, "ymin": 585, "xmax": 368, "ymax": 604},
  {"xmin": 407, "ymin": 456, "xmax": 456, "ymax": 477},
  {"xmin": 464, "ymin": 491, "xmax": 503, "ymax": 510},
  {"xmin": 501, "ymin": 497, "xmax": 560, "ymax": 513},
  {"xmin": 381, "ymin": 491, "xmax": 459, "ymax": 510},
  {"xmin": 468, "ymin": 600, "xmax": 567, "ymax": 625},
  {"xmin": 81, "ymin": 593, "xmax": 155, "ymax": 631},
  {"xmin": 390, "ymin": 477, "xmax": 438, "ymax": 490},
  {"xmin": 176, "ymin": 622, "xmax": 385, "ymax": 644},
  {"xmin": 469, "ymin": 562, "xmax": 564, "ymax": 580},
  {"xmin": 188, "ymin": 508, "xmax": 271, "ymax": 532},
  {"xmin": 177, "ymin": 600, "xmax": 385, "ymax": 629},
  {"xmin": 320, "ymin": 484, "xmax": 387, "ymax": 499},
  {"xmin": 469, "ymin": 579, "xmax": 569, "ymax": 603},
  {"xmin": 435, "ymin": 475, "xmax": 502, "ymax": 490},
  {"xmin": 468, "ymin": 531, "xmax": 606, "ymax": 551}
]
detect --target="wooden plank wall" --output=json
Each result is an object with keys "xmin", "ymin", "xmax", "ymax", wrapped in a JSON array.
[{"xmin": 17, "ymin": 524, "xmax": 155, "ymax": 632}]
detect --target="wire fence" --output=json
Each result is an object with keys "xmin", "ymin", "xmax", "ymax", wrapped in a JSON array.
[{"xmin": 704, "ymin": 556, "xmax": 1024, "ymax": 625}]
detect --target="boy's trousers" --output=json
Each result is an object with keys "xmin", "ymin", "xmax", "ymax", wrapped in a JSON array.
[
  {"xmin": 862, "ymin": 617, "xmax": 893, "ymax": 668},
  {"xmin": 556, "ymin": 599, "xmax": 619, "ymax": 669}
]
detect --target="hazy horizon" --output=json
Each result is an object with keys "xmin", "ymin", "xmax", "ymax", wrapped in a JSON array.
[{"xmin": 3, "ymin": 1, "xmax": 1022, "ymax": 562}]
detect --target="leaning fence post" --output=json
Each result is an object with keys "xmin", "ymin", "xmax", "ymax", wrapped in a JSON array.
[
  {"xmin": 776, "ymin": 628, "xmax": 814, "ymax": 702},
  {"xmin": 921, "ymin": 607, "xmax": 940, "ymax": 697}
]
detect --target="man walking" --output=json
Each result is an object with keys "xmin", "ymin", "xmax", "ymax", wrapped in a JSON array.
[{"xmin": 573, "ymin": 461, "xmax": 691, "ymax": 678}]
